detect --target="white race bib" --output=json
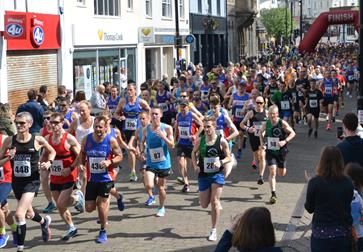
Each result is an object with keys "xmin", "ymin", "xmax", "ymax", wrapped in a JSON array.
[
  {"xmin": 179, "ymin": 126, "xmax": 190, "ymax": 139},
  {"xmin": 348, "ymin": 75, "xmax": 354, "ymax": 81},
  {"xmin": 309, "ymin": 99, "xmax": 318, "ymax": 108},
  {"xmin": 50, "ymin": 160, "xmax": 64, "ymax": 176},
  {"xmin": 203, "ymin": 157, "xmax": 220, "ymax": 173},
  {"xmin": 235, "ymin": 108, "xmax": 244, "ymax": 118},
  {"xmin": 149, "ymin": 147, "xmax": 166, "ymax": 163},
  {"xmin": 254, "ymin": 122, "xmax": 262, "ymax": 137},
  {"xmin": 89, "ymin": 157, "xmax": 107, "ymax": 174},
  {"xmin": 0, "ymin": 167, "xmax": 4, "ymax": 181},
  {"xmin": 292, "ymin": 93, "xmax": 297, "ymax": 103},
  {"xmin": 325, "ymin": 87, "xmax": 332, "ymax": 94},
  {"xmin": 158, "ymin": 103, "xmax": 169, "ymax": 112},
  {"xmin": 216, "ymin": 129, "xmax": 224, "ymax": 136},
  {"xmin": 14, "ymin": 159, "xmax": 31, "ymax": 177},
  {"xmin": 267, "ymin": 137, "xmax": 280, "ymax": 150},
  {"xmin": 281, "ymin": 101, "xmax": 290, "ymax": 110},
  {"xmin": 234, "ymin": 100, "xmax": 246, "ymax": 107},
  {"xmin": 125, "ymin": 118, "xmax": 137, "ymax": 131}
]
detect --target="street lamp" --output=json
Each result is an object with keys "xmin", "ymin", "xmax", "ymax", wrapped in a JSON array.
[
  {"xmin": 359, "ymin": 0, "xmax": 363, "ymax": 123},
  {"xmin": 299, "ymin": 0, "xmax": 303, "ymax": 39}
]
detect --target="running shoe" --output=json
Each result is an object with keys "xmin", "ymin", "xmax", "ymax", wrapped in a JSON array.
[
  {"xmin": 181, "ymin": 184, "xmax": 190, "ymax": 193},
  {"xmin": 208, "ymin": 229, "xmax": 217, "ymax": 241},
  {"xmin": 269, "ymin": 195, "xmax": 277, "ymax": 204},
  {"xmin": 96, "ymin": 230, "xmax": 107, "ymax": 243},
  {"xmin": 308, "ymin": 128, "xmax": 313, "ymax": 137},
  {"xmin": 0, "ymin": 234, "xmax": 9, "ymax": 248},
  {"xmin": 117, "ymin": 193, "xmax": 125, "ymax": 211},
  {"xmin": 314, "ymin": 131, "xmax": 318, "ymax": 139},
  {"xmin": 257, "ymin": 177, "xmax": 264, "ymax": 185},
  {"xmin": 129, "ymin": 172, "xmax": 138, "ymax": 182},
  {"xmin": 42, "ymin": 202, "xmax": 57, "ymax": 213},
  {"xmin": 144, "ymin": 195, "xmax": 156, "ymax": 206},
  {"xmin": 41, "ymin": 215, "xmax": 52, "ymax": 242},
  {"xmin": 74, "ymin": 190, "xmax": 85, "ymax": 213},
  {"xmin": 237, "ymin": 149, "xmax": 242, "ymax": 159},
  {"xmin": 176, "ymin": 177, "xmax": 185, "ymax": 185},
  {"xmin": 251, "ymin": 161, "xmax": 257, "ymax": 169},
  {"xmin": 156, "ymin": 207, "xmax": 165, "ymax": 217},
  {"xmin": 12, "ymin": 231, "xmax": 17, "ymax": 246},
  {"xmin": 62, "ymin": 228, "xmax": 78, "ymax": 241}
]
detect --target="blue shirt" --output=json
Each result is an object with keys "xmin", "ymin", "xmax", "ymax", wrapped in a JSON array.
[
  {"xmin": 16, "ymin": 100, "xmax": 44, "ymax": 133},
  {"xmin": 146, "ymin": 123, "xmax": 171, "ymax": 169},
  {"xmin": 177, "ymin": 111, "xmax": 193, "ymax": 146}
]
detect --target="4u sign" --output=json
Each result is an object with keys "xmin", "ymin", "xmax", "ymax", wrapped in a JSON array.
[
  {"xmin": 6, "ymin": 23, "xmax": 24, "ymax": 38},
  {"xmin": 4, "ymin": 14, "xmax": 27, "ymax": 39}
]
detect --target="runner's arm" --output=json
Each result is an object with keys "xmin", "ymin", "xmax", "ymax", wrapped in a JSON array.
[
  {"xmin": 191, "ymin": 138, "xmax": 200, "ymax": 171},
  {"xmin": 0, "ymin": 136, "xmax": 12, "ymax": 159},
  {"xmin": 189, "ymin": 104, "xmax": 204, "ymax": 120},
  {"xmin": 282, "ymin": 120, "xmax": 296, "ymax": 144},
  {"xmin": 36, "ymin": 135, "xmax": 56, "ymax": 168},
  {"xmin": 227, "ymin": 94, "xmax": 233, "ymax": 110},
  {"xmin": 114, "ymin": 98, "xmax": 126, "ymax": 120},
  {"xmin": 259, "ymin": 122, "xmax": 266, "ymax": 147},
  {"xmin": 139, "ymin": 98, "xmax": 151, "ymax": 112},
  {"xmin": 163, "ymin": 125, "xmax": 175, "ymax": 149},
  {"xmin": 224, "ymin": 115, "xmax": 239, "ymax": 141},
  {"xmin": 240, "ymin": 110, "xmax": 253, "ymax": 130},
  {"xmin": 220, "ymin": 138, "xmax": 232, "ymax": 165},
  {"xmin": 192, "ymin": 113, "xmax": 204, "ymax": 137},
  {"xmin": 109, "ymin": 137, "xmax": 123, "ymax": 166},
  {"xmin": 71, "ymin": 137, "xmax": 86, "ymax": 169},
  {"xmin": 115, "ymin": 128, "xmax": 129, "ymax": 150},
  {"xmin": 68, "ymin": 134, "xmax": 81, "ymax": 156},
  {"xmin": 68, "ymin": 118, "xmax": 77, "ymax": 135}
]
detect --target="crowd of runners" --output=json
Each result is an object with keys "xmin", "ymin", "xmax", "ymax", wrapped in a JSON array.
[{"xmin": 0, "ymin": 42, "xmax": 360, "ymax": 251}]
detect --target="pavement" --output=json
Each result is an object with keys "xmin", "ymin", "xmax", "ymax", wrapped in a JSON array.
[{"xmin": 1, "ymin": 96, "xmax": 358, "ymax": 252}]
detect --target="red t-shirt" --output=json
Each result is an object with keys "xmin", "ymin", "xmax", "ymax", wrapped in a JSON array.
[{"xmin": 0, "ymin": 134, "xmax": 12, "ymax": 183}]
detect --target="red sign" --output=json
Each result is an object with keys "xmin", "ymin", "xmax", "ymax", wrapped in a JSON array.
[{"xmin": 4, "ymin": 11, "xmax": 61, "ymax": 50}]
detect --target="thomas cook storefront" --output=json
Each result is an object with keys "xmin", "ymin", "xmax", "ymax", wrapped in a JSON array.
[
  {"xmin": 72, "ymin": 24, "xmax": 137, "ymax": 100},
  {"xmin": 3, "ymin": 11, "xmax": 61, "ymax": 113}
]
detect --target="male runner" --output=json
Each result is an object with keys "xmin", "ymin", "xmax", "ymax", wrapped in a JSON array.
[{"xmin": 305, "ymin": 79, "xmax": 323, "ymax": 138}]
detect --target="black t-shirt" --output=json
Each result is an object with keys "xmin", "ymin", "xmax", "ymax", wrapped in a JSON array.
[
  {"xmin": 306, "ymin": 89, "xmax": 323, "ymax": 110},
  {"xmin": 295, "ymin": 78, "xmax": 310, "ymax": 97}
]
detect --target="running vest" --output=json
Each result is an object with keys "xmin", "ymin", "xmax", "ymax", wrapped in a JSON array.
[
  {"xmin": 75, "ymin": 117, "xmax": 94, "ymax": 143},
  {"xmin": 177, "ymin": 111, "xmax": 193, "ymax": 146},
  {"xmin": 200, "ymin": 85, "xmax": 211, "ymax": 102},
  {"xmin": 249, "ymin": 110, "xmax": 267, "ymax": 137},
  {"xmin": 145, "ymin": 123, "xmax": 171, "ymax": 169},
  {"xmin": 123, "ymin": 97, "xmax": 142, "ymax": 131},
  {"xmin": 195, "ymin": 101, "xmax": 208, "ymax": 115},
  {"xmin": 198, "ymin": 135, "xmax": 225, "ymax": 176},
  {"xmin": 63, "ymin": 109, "xmax": 74, "ymax": 129},
  {"xmin": 41, "ymin": 126, "xmax": 51, "ymax": 137},
  {"xmin": 232, "ymin": 92, "xmax": 249, "ymax": 121},
  {"xmin": 0, "ymin": 134, "xmax": 12, "ymax": 183},
  {"xmin": 307, "ymin": 90, "xmax": 322, "ymax": 110},
  {"xmin": 156, "ymin": 90, "xmax": 171, "ymax": 115},
  {"xmin": 207, "ymin": 109, "xmax": 229, "ymax": 138},
  {"xmin": 11, "ymin": 134, "xmax": 40, "ymax": 183},
  {"xmin": 49, "ymin": 132, "xmax": 77, "ymax": 184},
  {"xmin": 265, "ymin": 119, "xmax": 287, "ymax": 154},
  {"xmin": 84, "ymin": 133, "xmax": 115, "ymax": 183},
  {"xmin": 107, "ymin": 96, "xmax": 121, "ymax": 115},
  {"xmin": 280, "ymin": 91, "xmax": 292, "ymax": 112},
  {"xmin": 322, "ymin": 78, "xmax": 335, "ymax": 97}
]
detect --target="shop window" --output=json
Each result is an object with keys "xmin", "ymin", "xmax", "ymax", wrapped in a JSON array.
[
  {"xmin": 162, "ymin": 0, "xmax": 172, "ymax": 18},
  {"xmin": 73, "ymin": 51, "xmax": 97, "ymax": 100},
  {"xmin": 98, "ymin": 49, "xmax": 119, "ymax": 85},
  {"xmin": 179, "ymin": 0, "xmax": 184, "ymax": 19},
  {"xmin": 217, "ymin": 0, "xmax": 221, "ymax": 16},
  {"xmin": 146, "ymin": 0, "xmax": 152, "ymax": 17},
  {"xmin": 197, "ymin": 0, "xmax": 202, "ymax": 13},
  {"xmin": 94, "ymin": 0, "xmax": 120, "ymax": 16}
]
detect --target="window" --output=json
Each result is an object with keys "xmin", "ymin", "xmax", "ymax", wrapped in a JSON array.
[
  {"xmin": 128, "ymin": 0, "xmax": 133, "ymax": 10},
  {"xmin": 208, "ymin": 0, "xmax": 212, "ymax": 14},
  {"xmin": 197, "ymin": 0, "xmax": 202, "ymax": 13},
  {"xmin": 146, "ymin": 0, "xmax": 152, "ymax": 16},
  {"xmin": 162, "ymin": 0, "xmax": 172, "ymax": 18},
  {"xmin": 217, "ymin": 0, "xmax": 221, "ymax": 16},
  {"xmin": 179, "ymin": 0, "xmax": 184, "ymax": 19},
  {"xmin": 94, "ymin": 0, "xmax": 120, "ymax": 16}
]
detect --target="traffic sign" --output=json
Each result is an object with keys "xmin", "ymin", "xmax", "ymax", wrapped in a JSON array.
[{"xmin": 185, "ymin": 34, "xmax": 195, "ymax": 44}]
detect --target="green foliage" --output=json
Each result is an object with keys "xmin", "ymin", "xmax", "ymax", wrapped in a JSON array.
[{"xmin": 260, "ymin": 7, "xmax": 295, "ymax": 39}]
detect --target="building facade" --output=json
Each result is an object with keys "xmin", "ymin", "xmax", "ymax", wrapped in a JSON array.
[{"xmin": 189, "ymin": 0, "xmax": 227, "ymax": 71}]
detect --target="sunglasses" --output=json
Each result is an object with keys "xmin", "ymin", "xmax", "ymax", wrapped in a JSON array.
[
  {"xmin": 50, "ymin": 121, "xmax": 61, "ymax": 125},
  {"xmin": 180, "ymin": 95, "xmax": 188, "ymax": 98},
  {"xmin": 15, "ymin": 121, "xmax": 27, "ymax": 125},
  {"xmin": 44, "ymin": 117, "xmax": 51, "ymax": 120},
  {"xmin": 256, "ymin": 102, "xmax": 264, "ymax": 105}
]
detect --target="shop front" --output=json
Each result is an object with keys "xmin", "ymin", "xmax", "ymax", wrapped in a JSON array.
[
  {"xmin": 72, "ymin": 24, "xmax": 137, "ymax": 99},
  {"xmin": 3, "ymin": 11, "xmax": 61, "ymax": 113}
]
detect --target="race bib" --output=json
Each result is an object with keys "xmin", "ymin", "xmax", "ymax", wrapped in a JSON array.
[
  {"xmin": 254, "ymin": 122, "xmax": 262, "ymax": 137},
  {"xmin": 149, "ymin": 147, "xmax": 166, "ymax": 163},
  {"xmin": 50, "ymin": 160, "xmax": 63, "ymax": 176},
  {"xmin": 158, "ymin": 103, "xmax": 169, "ymax": 112},
  {"xmin": 216, "ymin": 129, "xmax": 224, "ymax": 136},
  {"xmin": 309, "ymin": 99, "xmax": 318, "ymax": 108},
  {"xmin": 201, "ymin": 92, "xmax": 209, "ymax": 101},
  {"xmin": 281, "ymin": 101, "xmax": 290, "ymax": 110},
  {"xmin": 203, "ymin": 157, "xmax": 220, "ymax": 173},
  {"xmin": 234, "ymin": 100, "xmax": 246, "ymax": 107},
  {"xmin": 325, "ymin": 87, "xmax": 332, "ymax": 94},
  {"xmin": 348, "ymin": 75, "xmax": 354, "ymax": 81},
  {"xmin": 179, "ymin": 126, "xmax": 190, "ymax": 139},
  {"xmin": 14, "ymin": 159, "xmax": 31, "ymax": 177},
  {"xmin": 267, "ymin": 137, "xmax": 280, "ymax": 150},
  {"xmin": 298, "ymin": 91, "xmax": 304, "ymax": 97},
  {"xmin": 0, "ymin": 167, "xmax": 4, "ymax": 181},
  {"xmin": 235, "ymin": 108, "xmax": 244, "ymax": 118},
  {"xmin": 125, "ymin": 118, "xmax": 137, "ymax": 131},
  {"xmin": 89, "ymin": 157, "xmax": 107, "ymax": 174}
]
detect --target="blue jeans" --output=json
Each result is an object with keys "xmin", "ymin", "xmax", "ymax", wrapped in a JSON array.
[{"xmin": 311, "ymin": 235, "xmax": 352, "ymax": 252}]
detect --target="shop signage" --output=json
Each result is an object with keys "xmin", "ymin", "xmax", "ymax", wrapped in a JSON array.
[
  {"xmin": 138, "ymin": 27, "xmax": 155, "ymax": 44},
  {"xmin": 98, "ymin": 29, "xmax": 123, "ymax": 41},
  {"xmin": 185, "ymin": 34, "xmax": 195, "ymax": 44},
  {"xmin": 4, "ymin": 11, "xmax": 60, "ymax": 50}
]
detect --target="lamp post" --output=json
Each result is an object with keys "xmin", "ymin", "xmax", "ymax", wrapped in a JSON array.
[
  {"xmin": 299, "ymin": 0, "xmax": 303, "ymax": 39},
  {"xmin": 285, "ymin": 0, "xmax": 288, "ymax": 45},
  {"xmin": 174, "ymin": 0, "xmax": 180, "ymax": 62},
  {"xmin": 291, "ymin": 0, "xmax": 294, "ymax": 44},
  {"xmin": 358, "ymin": 0, "xmax": 363, "ymax": 124}
]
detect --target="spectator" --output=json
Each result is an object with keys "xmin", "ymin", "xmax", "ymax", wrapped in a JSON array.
[
  {"xmin": 305, "ymin": 146, "xmax": 354, "ymax": 252},
  {"xmin": 54, "ymin": 85, "xmax": 68, "ymax": 110},
  {"xmin": 16, "ymin": 89, "xmax": 45, "ymax": 133},
  {"xmin": 71, "ymin": 90, "xmax": 86, "ymax": 115},
  {"xmin": 37, "ymin": 85, "xmax": 52, "ymax": 111},
  {"xmin": 89, "ymin": 85, "xmax": 107, "ymax": 115},
  {"xmin": 337, "ymin": 113, "xmax": 363, "ymax": 167},
  {"xmin": 0, "ymin": 103, "xmax": 16, "ymax": 136},
  {"xmin": 215, "ymin": 207, "xmax": 282, "ymax": 252},
  {"xmin": 161, "ymin": 74, "xmax": 170, "ymax": 92}
]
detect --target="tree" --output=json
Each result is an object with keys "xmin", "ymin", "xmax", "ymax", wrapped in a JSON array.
[{"xmin": 260, "ymin": 7, "xmax": 295, "ymax": 44}]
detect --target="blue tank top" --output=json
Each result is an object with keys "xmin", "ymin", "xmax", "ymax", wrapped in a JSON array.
[
  {"xmin": 323, "ymin": 78, "xmax": 334, "ymax": 98},
  {"xmin": 109, "ymin": 127, "xmax": 116, "ymax": 138},
  {"xmin": 156, "ymin": 91, "xmax": 170, "ymax": 115},
  {"xmin": 84, "ymin": 133, "xmax": 113, "ymax": 182},
  {"xmin": 146, "ymin": 123, "xmax": 171, "ymax": 169},
  {"xmin": 195, "ymin": 102, "xmax": 208, "ymax": 115},
  {"xmin": 123, "ymin": 97, "xmax": 142, "ymax": 131},
  {"xmin": 232, "ymin": 92, "xmax": 249, "ymax": 121},
  {"xmin": 63, "ymin": 110, "xmax": 74, "ymax": 129},
  {"xmin": 177, "ymin": 111, "xmax": 193, "ymax": 146},
  {"xmin": 207, "ymin": 109, "xmax": 226, "ymax": 137},
  {"xmin": 107, "ymin": 96, "xmax": 121, "ymax": 114}
]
